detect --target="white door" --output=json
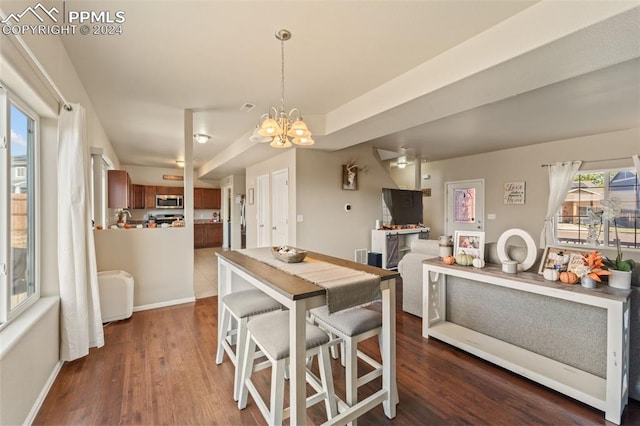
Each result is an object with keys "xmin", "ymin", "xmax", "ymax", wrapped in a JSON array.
[
  {"xmin": 256, "ymin": 174, "xmax": 270, "ymax": 247},
  {"xmin": 222, "ymin": 185, "xmax": 232, "ymax": 248},
  {"xmin": 271, "ymin": 169, "xmax": 289, "ymax": 246},
  {"xmin": 445, "ymin": 179, "xmax": 485, "ymax": 236}
]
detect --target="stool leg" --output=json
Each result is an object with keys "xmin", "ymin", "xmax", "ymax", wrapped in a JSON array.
[
  {"xmin": 271, "ymin": 359, "xmax": 286, "ymax": 425},
  {"xmin": 318, "ymin": 346, "xmax": 338, "ymax": 420},
  {"xmin": 345, "ymin": 338, "xmax": 358, "ymax": 413},
  {"xmin": 233, "ymin": 317, "xmax": 248, "ymax": 401},
  {"xmin": 377, "ymin": 333, "xmax": 399, "ymax": 405},
  {"xmin": 238, "ymin": 331, "xmax": 256, "ymax": 410},
  {"xmin": 216, "ymin": 306, "xmax": 230, "ymax": 364}
]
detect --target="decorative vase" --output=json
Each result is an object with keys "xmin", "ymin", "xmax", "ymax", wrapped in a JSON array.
[
  {"xmin": 608, "ymin": 270, "xmax": 632, "ymax": 290},
  {"xmin": 581, "ymin": 276, "xmax": 597, "ymax": 289}
]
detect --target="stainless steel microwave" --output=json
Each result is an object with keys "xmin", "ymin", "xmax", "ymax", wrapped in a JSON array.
[{"xmin": 155, "ymin": 195, "xmax": 183, "ymax": 209}]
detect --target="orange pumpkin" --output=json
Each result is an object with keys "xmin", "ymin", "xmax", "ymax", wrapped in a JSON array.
[
  {"xmin": 559, "ymin": 271, "xmax": 579, "ymax": 284},
  {"xmin": 443, "ymin": 256, "xmax": 456, "ymax": 265}
]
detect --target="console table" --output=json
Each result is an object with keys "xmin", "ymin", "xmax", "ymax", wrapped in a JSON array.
[{"xmin": 422, "ymin": 259, "xmax": 632, "ymax": 424}]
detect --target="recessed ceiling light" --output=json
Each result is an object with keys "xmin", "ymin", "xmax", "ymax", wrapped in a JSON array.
[
  {"xmin": 176, "ymin": 160, "xmax": 184, "ymax": 168},
  {"xmin": 193, "ymin": 133, "xmax": 211, "ymax": 144},
  {"xmin": 240, "ymin": 103, "xmax": 255, "ymax": 112}
]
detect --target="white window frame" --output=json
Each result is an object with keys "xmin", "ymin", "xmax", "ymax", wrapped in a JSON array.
[
  {"xmin": 0, "ymin": 84, "xmax": 41, "ymax": 327},
  {"xmin": 555, "ymin": 167, "xmax": 639, "ymax": 251}
]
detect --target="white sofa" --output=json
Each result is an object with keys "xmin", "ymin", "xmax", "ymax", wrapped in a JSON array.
[{"xmin": 397, "ymin": 239, "xmax": 440, "ymax": 317}]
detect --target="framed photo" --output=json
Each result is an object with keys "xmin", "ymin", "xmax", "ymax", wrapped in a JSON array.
[
  {"xmin": 342, "ymin": 164, "xmax": 357, "ymax": 190},
  {"xmin": 454, "ymin": 231, "xmax": 485, "ymax": 260},
  {"xmin": 538, "ymin": 245, "xmax": 590, "ymax": 274}
]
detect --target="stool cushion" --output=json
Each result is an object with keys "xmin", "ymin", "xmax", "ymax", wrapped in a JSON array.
[
  {"xmin": 247, "ymin": 311, "xmax": 330, "ymax": 361},
  {"xmin": 311, "ymin": 304, "xmax": 382, "ymax": 337},
  {"xmin": 223, "ymin": 289, "xmax": 282, "ymax": 319}
]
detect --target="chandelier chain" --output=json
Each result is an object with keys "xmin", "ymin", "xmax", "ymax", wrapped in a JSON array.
[{"xmin": 280, "ymin": 35, "xmax": 285, "ymax": 114}]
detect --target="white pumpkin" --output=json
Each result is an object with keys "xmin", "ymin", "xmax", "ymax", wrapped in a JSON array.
[
  {"xmin": 543, "ymin": 268, "xmax": 560, "ymax": 281},
  {"xmin": 472, "ymin": 257, "xmax": 485, "ymax": 268}
]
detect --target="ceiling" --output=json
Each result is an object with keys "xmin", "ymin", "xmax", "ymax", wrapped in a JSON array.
[{"xmin": 51, "ymin": 1, "xmax": 640, "ymax": 179}]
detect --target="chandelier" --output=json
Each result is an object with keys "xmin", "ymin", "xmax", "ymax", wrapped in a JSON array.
[{"xmin": 252, "ymin": 29, "xmax": 314, "ymax": 148}]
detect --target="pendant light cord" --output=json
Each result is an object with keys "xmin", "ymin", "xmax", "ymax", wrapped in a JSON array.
[{"xmin": 280, "ymin": 36, "xmax": 286, "ymax": 114}]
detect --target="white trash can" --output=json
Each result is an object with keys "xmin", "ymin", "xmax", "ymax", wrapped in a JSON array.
[{"xmin": 97, "ymin": 270, "xmax": 134, "ymax": 322}]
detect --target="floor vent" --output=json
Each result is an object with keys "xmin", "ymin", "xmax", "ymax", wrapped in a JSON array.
[{"xmin": 354, "ymin": 249, "xmax": 368, "ymax": 264}]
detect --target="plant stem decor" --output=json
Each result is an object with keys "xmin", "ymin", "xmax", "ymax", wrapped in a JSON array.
[{"xmin": 601, "ymin": 197, "xmax": 636, "ymax": 272}]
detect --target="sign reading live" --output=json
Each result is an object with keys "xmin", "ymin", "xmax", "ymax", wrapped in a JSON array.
[{"xmin": 1, "ymin": 2, "xmax": 126, "ymax": 36}]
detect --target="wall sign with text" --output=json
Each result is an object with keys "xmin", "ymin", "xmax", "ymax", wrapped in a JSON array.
[{"xmin": 504, "ymin": 181, "xmax": 525, "ymax": 205}]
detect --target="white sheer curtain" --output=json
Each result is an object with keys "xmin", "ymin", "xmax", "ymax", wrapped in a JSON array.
[
  {"xmin": 539, "ymin": 161, "xmax": 582, "ymax": 247},
  {"xmin": 633, "ymin": 154, "xmax": 640, "ymax": 176},
  {"xmin": 58, "ymin": 104, "xmax": 104, "ymax": 361}
]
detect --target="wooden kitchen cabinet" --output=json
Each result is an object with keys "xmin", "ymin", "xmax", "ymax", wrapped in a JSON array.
[
  {"xmin": 156, "ymin": 185, "xmax": 183, "ymax": 196},
  {"xmin": 107, "ymin": 170, "xmax": 131, "ymax": 209},
  {"xmin": 131, "ymin": 184, "xmax": 145, "ymax": 209},
  {"xmin": 194, "ymin": 222, "xmax": 223, "ymax": 248},
  {"xmin": 194, "ymin": 187, "xmax": 221, "ymax": 209},
  {"xmin": 144, "ymin": 186, "xmax": 156, "ymax": 208}
]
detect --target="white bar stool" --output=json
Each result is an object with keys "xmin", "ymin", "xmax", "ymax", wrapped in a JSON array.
[
  {"xmin": 238, "ymin": 310, "xmax": 338, "ymax": 425},
  {"xmin": 216, "ymin": 289, "xmax": 283, "ymax": 401},
  {"xmin": 310, "ymin": 303, "xmax": 398, "ymax": 416}
]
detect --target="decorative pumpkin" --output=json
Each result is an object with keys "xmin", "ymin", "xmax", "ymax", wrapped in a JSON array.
[
  {"xmin": 443, "ymin": 255, "xmax": 456, "ymax": 265},
  {"xmin": 455, "ymin": 252, "xmax": 474, "ymax": 266},
  {"xmin": 472, "ymin": 257, "xmax": 485, "ymax": 268},
  {"xmin": 559, "ymin": 271, "xmax": 579, "ymax": 284},
  {"xmin": 543, "ymin": 268, "xmax": 560, "ymax": 281}
]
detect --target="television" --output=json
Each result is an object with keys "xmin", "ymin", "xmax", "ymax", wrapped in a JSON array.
[{"xmin": 382, "ymin": 188, "xmax": 423, "ymax": 225}]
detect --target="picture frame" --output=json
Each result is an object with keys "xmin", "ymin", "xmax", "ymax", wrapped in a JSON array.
[
  {"xmin": 247, "ymin": 187, "xmax": 254, "ymax": 205},
  {"xmin": 538, "ymin": 245, "xmax": 590, "ymax": 274},
  {"xmin": 504, "ymin": 181, "xmax": 525, "ymax": 204},
  {"xmin": 342, "ymin": 164, "xmax": 357, "ymax": 190},
  {"xmin": 454, "ymin": 230, "xmax": 485, "ymax": 260}
]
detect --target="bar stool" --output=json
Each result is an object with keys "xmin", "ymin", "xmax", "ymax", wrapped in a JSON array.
[
  {"xmin": 238, "ymin": 310, "xmax": 338, "ymax": 425},
  {"xmin": 216, "ymin": 289, "xmax": 283, "ymax": 401},
  {"xmin": 310, "ymin": 303, "xmax": 397, "ymax": 414}
]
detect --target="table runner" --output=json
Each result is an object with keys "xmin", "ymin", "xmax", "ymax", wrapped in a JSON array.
[{"xmin": 240, "ymin": 248, "xmax": 381, "ymax": 313}]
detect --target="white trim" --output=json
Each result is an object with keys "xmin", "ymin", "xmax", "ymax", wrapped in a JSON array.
[
  {"xmin": 133, "ymin": 297, "xmax": 196, "ymax": 313},
  {"xmin": 23, "ymin": 360, "xmax": 63, "ymax": 426}
]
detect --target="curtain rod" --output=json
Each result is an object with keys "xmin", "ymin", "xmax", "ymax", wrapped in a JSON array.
[
  {"xmin": 541, "ymin": 156, "xmax": 633, "ymax": 167},
  {"xmin": 0, "ymin": 9, "xmax": 72, "ymax": 111}
]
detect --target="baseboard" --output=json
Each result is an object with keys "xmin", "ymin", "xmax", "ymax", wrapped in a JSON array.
[
  {"xmin": 24, "ymin": 359, "xmax": 63, "ymax": 425},
  {"xmin": 133, "ymin": 297, "xmax": 196, "ymax": 312}
]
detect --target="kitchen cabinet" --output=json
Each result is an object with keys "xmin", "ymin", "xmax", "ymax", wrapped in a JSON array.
[
  {"xmin": 156, "ymin": 185, "xmax": 183, "ymax": 196},
  {"xmin": 194, "ymin": 222, "xmax": 223, "ymax": 248},
  {"xmin": 144, "ymin": 186, "xmax": 156, "ymax": 208},
  {"xmin": 194, "ymin": 187, "xmax": 221, "ymax": 209},
  {"xmin": 108, "ymin": 170, "xmax": 131, "ymax": 209},
  {"xmin": 131, "ymin": 184, "xmax": 145, "ymax": 209}
]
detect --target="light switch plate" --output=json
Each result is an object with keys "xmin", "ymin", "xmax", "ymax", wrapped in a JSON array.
[
  {"xmin": 297, "ymin": 215, "xmax": 303, "ymax": 222},
  {"xmin": 488, "ymin": 213, "xmax": 497, "ymax": 220}
]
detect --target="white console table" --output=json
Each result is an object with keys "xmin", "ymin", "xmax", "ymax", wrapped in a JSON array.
[
  {"xmin": 371, "ymin": 227, "xmax": 430, "ymax": 269},
  {"xmin": 422, "ymin": 259, "xmax": 632, "ymax": 425}
]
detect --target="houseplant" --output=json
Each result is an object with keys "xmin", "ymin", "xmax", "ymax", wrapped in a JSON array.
[
  {"xmin": 576, "ymin": 251, "xmax": 611, "ymax": 288},
  {"xmin": 601, "ymin": 197, "xmax": 636, "ymax": 289}
]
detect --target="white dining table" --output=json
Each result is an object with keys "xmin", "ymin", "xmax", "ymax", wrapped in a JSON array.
[{"xmin": 217, "ymin": 248, "xmax": 399, "ymax": 425}]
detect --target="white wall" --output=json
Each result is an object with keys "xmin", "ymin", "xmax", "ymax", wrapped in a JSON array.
[
  {"xmin": 421, "ymin": 127, "xmax": 640, "ymax": 262},
  {"xmin": 296, "ymin": 144, "xmax": 398, "ymax": 260},
  {"xmin": 122, "ymin": 164, "xmax": 219, "ymax": 188}
]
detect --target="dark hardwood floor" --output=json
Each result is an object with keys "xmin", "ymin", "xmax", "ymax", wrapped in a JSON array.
[{"xmin": 35, "ymin": 281, "xmax": 640, "ymax": 425}]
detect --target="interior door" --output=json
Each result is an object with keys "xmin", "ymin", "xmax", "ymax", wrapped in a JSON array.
[
  {"xmin": 445, "ymin": 179, "xmax": 485, "ymax": 236},
  {"xmin": 222, "ymin": 185, "xmax": 232, "ymax": 248},
  {"xmin": 271, "ymin": 169, "xmax": 289, "ymax": 246},
  {"xmin": 256, "ymin": 174, "xmax": 270, "ymax": 247}
]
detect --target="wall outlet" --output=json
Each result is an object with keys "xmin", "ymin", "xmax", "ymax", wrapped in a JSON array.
[{"xmin": 297, "ymin": 215, "xmax": 303, "ymax": 222}]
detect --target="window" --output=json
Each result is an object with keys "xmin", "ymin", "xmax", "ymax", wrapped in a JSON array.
[
  {"xmin": 557, "ymin": 169, "xmax": 639, "ymax": 249},
  {"xmin": 0, "ymin": 85, "xmax": 39, "ymax": 324}
]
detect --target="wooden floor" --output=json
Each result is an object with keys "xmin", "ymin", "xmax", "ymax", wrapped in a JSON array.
[{"xmin": 35, "ymin": 281, "xmax": 640, "ymax": 425}]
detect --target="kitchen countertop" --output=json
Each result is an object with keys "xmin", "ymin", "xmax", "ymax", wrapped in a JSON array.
[{"xmin": 194, "ymin": 219, "xmax": 222, "ymax": 225}]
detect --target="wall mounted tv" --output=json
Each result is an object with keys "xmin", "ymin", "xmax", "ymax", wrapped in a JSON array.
[{"xmin": 382, "ymin": 188, "xmax": 423, "ymax": 225}]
